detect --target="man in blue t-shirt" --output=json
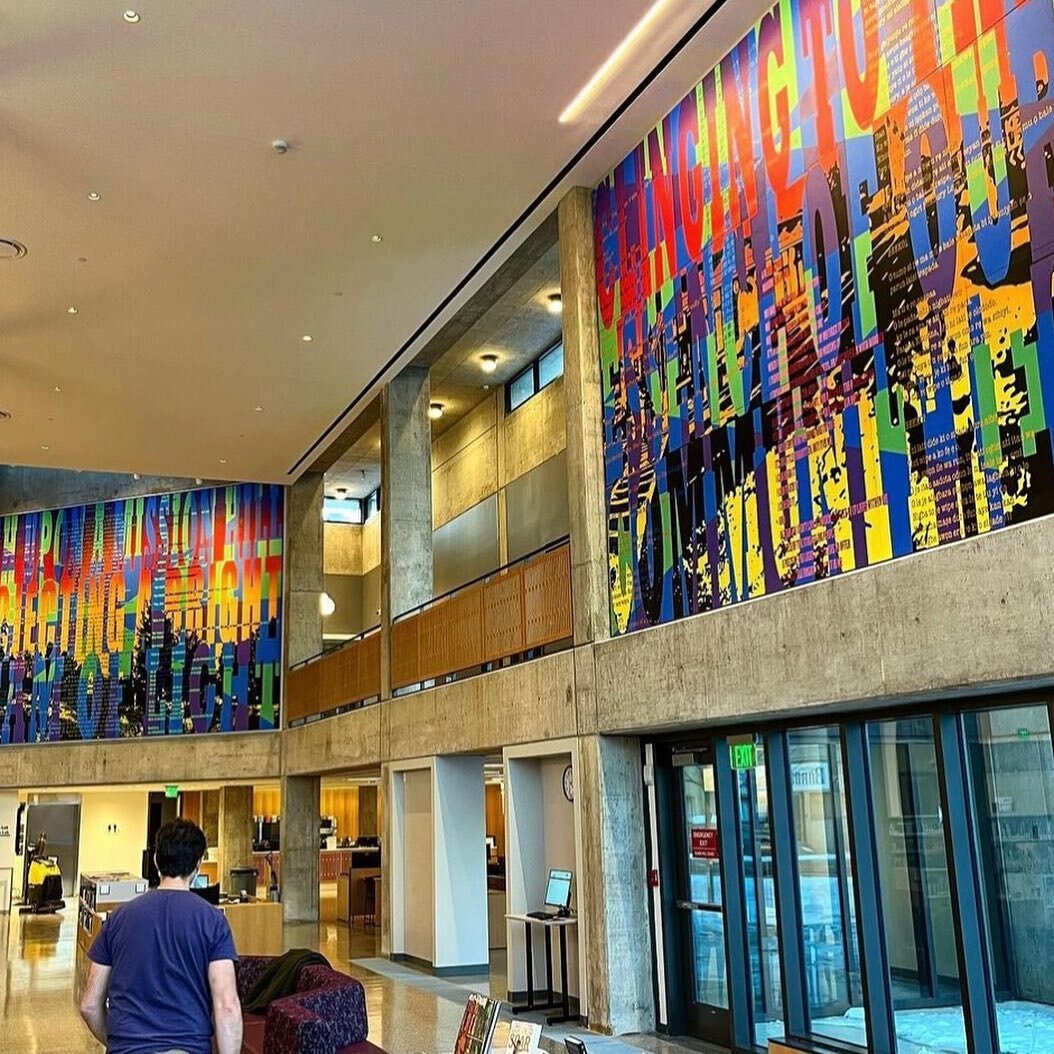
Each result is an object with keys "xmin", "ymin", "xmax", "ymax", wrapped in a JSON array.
[{"xmin": 80, "ymin": 818, "xmax": 243, "ymax": 1054}]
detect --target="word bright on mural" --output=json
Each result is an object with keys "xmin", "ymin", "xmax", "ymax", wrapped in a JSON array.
[
  {"xmin": 596, "ymin": 0, "xmax": 1054, "ymax": 633},
  {"xmin": 0, "ymin": 484, "xmax": 283, "ymax": 743}
]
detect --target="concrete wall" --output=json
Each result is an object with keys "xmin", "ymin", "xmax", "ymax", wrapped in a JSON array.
[{"xmin": 0, "ymin": 467, "xmax": 203, "ymax": 516}]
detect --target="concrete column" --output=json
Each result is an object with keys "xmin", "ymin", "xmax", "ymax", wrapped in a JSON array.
[
  {"xmin": 558, "ymin": 188, "xmax": 610, "ymax": 645},
  {"xmin": 380, "ymin": 366, "xmax": 434, "ymax": 698},
  {"xmin": 380, "ymin": 763, "xmax": 393, "ymax": 957},
  {"xmin": 358, "ymin": 785, "xmax": 379, "ymax": 838},
  {"xmin": 286, "ymin": 472, "xmax": 324, "ymax": 668},
  {"xmin": 577, "ymin": 735, "xmax": 655, "ymax": 1034},
  {"xmin": 217, "ymin": 786, "xmax": 254, "ymax": 890},
  {"xmin": 281, "ymin": 774, "xmax": 321, "ymax": 923}
]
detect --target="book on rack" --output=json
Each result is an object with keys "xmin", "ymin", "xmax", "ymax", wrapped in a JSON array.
[
  {"xmin": 452, "ymin": 993, "xmax": 501, "ymax": 1054},
  {"xmin": 505, "ymin": 1020, "xmax": 542, "ymax": 1054}
]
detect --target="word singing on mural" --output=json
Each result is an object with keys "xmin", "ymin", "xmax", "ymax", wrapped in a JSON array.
[
  {"xmin": 0, "ymin": 485, "xmax": 283, "ymax": 743},
  {"xmin": 596, "ymin": 0, "xmax": 1054, "ymax": 633}
]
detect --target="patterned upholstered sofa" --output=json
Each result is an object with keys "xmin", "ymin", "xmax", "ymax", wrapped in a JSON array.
[{"xmin": 237, "ymin": 956, "xmax": 383, "ymax": 1054}]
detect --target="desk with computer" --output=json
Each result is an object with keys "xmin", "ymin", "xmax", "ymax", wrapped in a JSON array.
[{"xmin": 507, "ymin": 868, "xmax": 578, "ymax": 1025}]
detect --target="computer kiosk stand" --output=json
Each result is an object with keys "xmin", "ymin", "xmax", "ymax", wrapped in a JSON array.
[{"xmin": 507, "ymin": 913, "xmax": 579, "ymax": 1025}]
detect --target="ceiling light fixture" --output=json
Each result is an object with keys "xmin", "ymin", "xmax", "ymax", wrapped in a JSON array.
[
  {"xmin": 195, "ymin": 477, "xmax": 203, "ymax": 485},
  {"xmin": 66, "ymin": 305, "xmax": 79, "ymax": 315},
  {"xmin": 54, "ymin": 386, "xmax": 62, "ymax": 393},
  {"xmin": 219, "ymin": 458, "xmax": 228, "ymax": 465},
  {"xmin": 123, "ymin": 10, "xmax": 141, "ymax": 23},
  {"xmin": 319, "ymin": 592, "xmax": 336, "ymax": 618},
  {"xmin": 87, "ymin": 191, "xmax": 101, "ymax": 202},
  {"xmin": 133, "ymin": 473, "xmax": 141, "ymax": 481},
  {"xmin": 370, "ymin": 234, "xmax": 383, "ymax": 243},
  {"xmin": 0, "ymin": 238, "xmax": 28, "ymax": 259},
  {"xmin": 547, "ymin": 293, "xmax": 563, "ymax": 315},
  {"xmin": 559, "ymin": 0, "xmax": 674, "ymax": 124},
  {"xmin": 41, "ymin": 445, "xmax": 50, "ymax": 452},
  {"xmin": 302, "ymin": 334, "xmax": 313, "ymax": 343},
  {"xmin": 428, "ymin": 402, "xmax": 445, "ymax": 421},
  {"xmin": 480, "ymin": 353, "xmax": 498, "ymax": 374},
  {"xmin": 254, "ymin": 405, "xmax": 263, "ymax": 412}
]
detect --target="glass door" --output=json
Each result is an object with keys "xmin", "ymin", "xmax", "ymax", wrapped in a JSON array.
[{"xmin": 674, "ymin": 747, "xmax": 731, "ymax": 1046}]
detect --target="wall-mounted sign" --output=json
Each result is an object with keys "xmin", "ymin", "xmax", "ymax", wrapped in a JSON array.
[
  {"xmin": 165, "ymin": 786, "xmax": 180, "ymax": 799},
  {"xmin": 791, "ymin": 762, "xmax": 831, "ymax": 793},
  {"xmin": 0, "ymin": 825, "xmax": 10, "ymax": 839},
  {"xmin": 691, "ymin": 827, "xmax": 719, "ymax": 860},
  {"xmin": 730, "ymin": 742, "xmax": 758, "ymax": 771}
]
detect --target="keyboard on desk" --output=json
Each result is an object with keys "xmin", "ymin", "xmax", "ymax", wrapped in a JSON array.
[{"xmin": 526, "ymin": 911, "xmax": 558, "ymax": 921}]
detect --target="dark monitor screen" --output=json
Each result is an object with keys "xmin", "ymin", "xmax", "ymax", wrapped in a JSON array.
[
  {"xmin": 544, "ymin": 869, "xmax": 572, "ymax": 910},
  {"xmin": 191, "ymin": 883, "xmax": 221, "ymax": 906}
]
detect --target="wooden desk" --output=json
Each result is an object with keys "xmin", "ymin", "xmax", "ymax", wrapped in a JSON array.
[{"xmin": 221, "ymin": 900, "xmax": 283, "ymax": 957}]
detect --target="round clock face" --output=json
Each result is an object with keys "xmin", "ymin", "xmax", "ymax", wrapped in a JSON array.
[{"xmin": 562, "ymin": 764, "xmax": 574, "ymax": 802}]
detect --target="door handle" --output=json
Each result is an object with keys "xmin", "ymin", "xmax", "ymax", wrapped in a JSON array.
[{"xmin": 676, "ymin": 899, "xmax": 722, "ymax": 912}]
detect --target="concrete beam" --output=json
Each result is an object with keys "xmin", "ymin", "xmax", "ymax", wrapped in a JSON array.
[{"xmin": 218, "ymin": 785, "xmax": 254, "ymax": 889}]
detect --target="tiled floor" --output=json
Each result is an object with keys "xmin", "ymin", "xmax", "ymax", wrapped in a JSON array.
[{"xmin": 0, "ymin": 908, "xmax": 719, "ymax": 1054}]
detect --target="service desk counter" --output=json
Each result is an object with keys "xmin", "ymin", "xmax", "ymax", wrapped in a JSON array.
[
  {"xmin": 336, "ymin": 847, "xmax": 381, "ymax": 925},
  {"xmin": 221, "ymin": 899, "xmax": 283, "ymax": 957}
]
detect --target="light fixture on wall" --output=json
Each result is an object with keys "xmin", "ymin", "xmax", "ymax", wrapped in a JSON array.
[
  {"xmin": 480, "ymin": 353, "xmax": 498, "ymax": 374},
  {"xmin": 428, "ymin": 402, "xmax": 445, "ymax": 421},
  {"xmin": 547, "ymin": 293, "xmax": 563, "ymax": 315},
  {"xmin": 122, "ymin": 10, "xmax": 141, "ymax": 23},
  {"xmin": 319, "ymin": 592, "xmax": 336, "ymax": 618}
]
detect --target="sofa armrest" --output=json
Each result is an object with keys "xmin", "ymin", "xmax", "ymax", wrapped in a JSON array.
[
  {"xmin": 236, "ymin": 956, "xmax": 273, "ymax": 1002},
  {"xmin": 285, "ymin": 985, "xmax": 368, "ymax": 1048},
  {"xmin": 264, "ymin": 998, "xmax": 335, "ymax": 1054}
]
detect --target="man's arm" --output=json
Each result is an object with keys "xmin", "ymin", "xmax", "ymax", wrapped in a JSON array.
[
  {"xmin": 208, "ymin": 959, "xmax": 243, "ymax": 1054},
  {"xmin": 79, "ymin": 961, "xmax": 111, "ymax": 1045}
]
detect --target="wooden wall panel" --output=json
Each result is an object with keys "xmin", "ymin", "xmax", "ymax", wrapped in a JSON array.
[
  {"xmin": 391, "ymin": 619, "xmax": 419, "ymax": 689},
  {"xmin": 359, "ymin": 631, "xmax": 381, "ymax": 700},
  {"xmin": 485, "ymin": 783, "xmax": 505, "ymax": 859},
  {"xmin": 321, "ymin": 787, "xmax": 359, "ymax": 841},
  {"xmin": 285, "ymin": 661, "xmax": 320, "ymax": 724},
  {"xmin": 253, "ymin": 788, "xmax": 281, "ymax": 817},
  {"xmin": 523, "ymin": 544, "xmax": 572, "ymax": 648},
  {"xmin": 482, "ymin": 569, "xmax": 524, "ymax": 662}
]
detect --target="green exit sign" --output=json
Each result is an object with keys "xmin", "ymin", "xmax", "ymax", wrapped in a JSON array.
[
  {"xmin": 730, "ymin": 742, "xmax": 758, "ymax": 770},
  {"xmin": 165, "ymin": 785, "xmax": 180, "ymax": 799}
]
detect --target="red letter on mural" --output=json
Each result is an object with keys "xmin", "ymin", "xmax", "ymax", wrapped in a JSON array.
[
  {"xmin": 676, "ymin": 93, "xmax": 706, "ymax": 263},
  {"xmin": 837, "ymin": 0, "xmax": 879, "ymax": 129},
  {"xmin": 648, "ymin": 120, "xmax": 679, "ymax": 288},
  {"xmin": 720, "ymin": 40, "xmax": 759, "ymax": 229},
  {"xmin": 800, "ymin": 0, "xmax": 838, "ymax": 162},
  {"xmin": 759, "ymin": 6, "xmax": 794, "ymax": 210}
]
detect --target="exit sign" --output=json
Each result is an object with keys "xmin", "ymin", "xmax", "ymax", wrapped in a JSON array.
[
  {"xmin": 165, "ymin": 785, "xmax": 180, "ymax": 799},
  {"xmin": 730, "ymin": 742, "xmax": 758, "ymax": 770}
]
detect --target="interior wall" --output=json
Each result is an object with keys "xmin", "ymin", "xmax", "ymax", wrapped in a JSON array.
[
  {"xmin": 485, "ymin": 783, "xmax": 505, "ymax": 859},
  {"xmin": 321, "ymin": 787, "xmax": 360, "ymax": 842},
  {"xmin": 430, "ymin": 380, "xmax": 568, "ymax": 592},
  {"xmin": 253, "ymin": 787, "xmax": 281, "ymax": 817},
  {"xmin": 0, "ymin": 791, "xmax": 19, "ymax": 879},
  {"xmin": 78, "ymin": 790, "xmax": 150, "ymax": 879},
  {"xmin": 401, "ymin": 769, "xmax": 434, "ymax": 964}
]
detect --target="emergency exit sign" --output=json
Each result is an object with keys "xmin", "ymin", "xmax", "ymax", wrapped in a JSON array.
[
  {"xmin": 165, "ymin": 785, "xmax": 180, "ymax": 799},
  {"xmin": 730, "ymin": 742, "xmax": 758, "ymax": 770}
]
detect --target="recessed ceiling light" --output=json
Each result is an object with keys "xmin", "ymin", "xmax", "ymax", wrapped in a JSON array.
[
  {"xmin": 219, "ymin": 458, "xmax": 228, "ymax": 465},
  {"xmin": 302, "ymin": 334, "xmax": 313, "ymax": 343},
  {"xmin": 54, "ymin": 386, "xmax": 62, "ymax": 393},
  {"xmin": 87, "ymin": 191, "xmax": 101, "ymax": 202},
  {"xmin": 428, "ymin": 402, "xmax": 445, "ymax": 421},
  {"xmin": 66, "ymin": 306, "xmax": 78, "ymax": 314},
  {"xmin": 123, "ymin": 10, "xmax": 141, "ymax": 24},
  {"xmin": 41, "ymin": 445, "xmax": 50, "ymax": 452},
  {"xmin": 480, "ymin": 353, "xmax": 498, "ymax": 374},
  {"xmin": 370, "ymin": 234, "xmax": 383, "ymax": 244},
  {"xmin": 254, "ymin": 405, "xmax": 263, "ymax": 412},
  {"xmin": 133, "ymin": 473, "xmax": 141, "ymax": 481},
  {"xmin": 483, "ymin": 384, "xmax": 491, "ymax": 391},
  {"xmin": 0, "ymin": 238, "xmax": 28, "ymax": 260},
  {"xmin": 547, "ymin": 293, "xmax": 563, "ymax": 315}
]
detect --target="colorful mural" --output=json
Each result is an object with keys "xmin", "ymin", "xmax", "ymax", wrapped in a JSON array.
[
  {"xmin": 596, "ymin": 0, "xmax": 1054, "ymax": 634},
  {"xmin": 0, "ymin": 484, "xmax": 283, "ymax": 742}
]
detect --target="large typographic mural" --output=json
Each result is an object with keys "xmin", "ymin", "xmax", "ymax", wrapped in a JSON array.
[
  {"xmin": 0, "ymin": 485, "xmax": 283, "ymax": 742},
  {"xmin": 596, "ymin": 0, "xmax": 1054, "ymax": 633}
]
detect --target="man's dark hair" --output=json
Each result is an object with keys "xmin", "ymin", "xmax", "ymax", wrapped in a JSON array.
[{"xmin": 155, "ymin": 819, "xmax": 207, "ymax": 879}]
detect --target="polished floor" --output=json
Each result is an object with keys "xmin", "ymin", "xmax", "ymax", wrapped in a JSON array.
[{"xmin": 0, "ymin": 905, "xmax": 719, "ymax": 1054}]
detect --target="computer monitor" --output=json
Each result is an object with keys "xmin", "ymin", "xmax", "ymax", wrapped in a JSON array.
[
  {"xmin": 543, "ymin": 868, "xmax": 573, "ymax": 913},
  {"xmin": 191, "ymin": 873, "xmax": 209, "ymax": 889},
  {"xmin": 191, "ymin": 882, "xmax": 221, "ymax": 906}
]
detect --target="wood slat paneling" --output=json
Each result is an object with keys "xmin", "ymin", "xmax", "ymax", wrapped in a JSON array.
[
  {"xmin": 482, "ymin": 568, "xmax": 524, "ymax": 662},
  {"xmin": 285, "ymin": 661, "xmax": 320, "ymax": 724},
  {"xmin": 391, "ymin": 619, "xmax": 419, "ymax": 690},
  {"xmin": 523, "ymin": 545, "xmax": 573, "ymax": 648},
  {"xmin": 359, "ymin": 632, "xmax": 381, "ymax": 700},
  {"xmin": 286, "ymin": 630, "xmax": 381, "ymax": 723}
]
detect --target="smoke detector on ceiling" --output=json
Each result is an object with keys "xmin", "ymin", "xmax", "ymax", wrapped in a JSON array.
[{"xmin": 0, "ymin": 239, "xmax": 28, "ymax": 260}]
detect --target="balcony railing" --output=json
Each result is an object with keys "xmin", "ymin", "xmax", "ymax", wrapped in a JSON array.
[
  {"xmin": 285, "ymin": 626, "xmax": 381, "ymax": 727},
  {"xmin": 283, "ymin": 537, "xmax": 573, "ymax": 727},
  {"xmin": 392, "ymin": 537, "xmax": 573, "ymax": 693}
]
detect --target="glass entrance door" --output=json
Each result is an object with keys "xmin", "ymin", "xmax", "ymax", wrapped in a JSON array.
[{"xmin": 674, "ymin": 748, "xmax": 731, "ymax": 1046}]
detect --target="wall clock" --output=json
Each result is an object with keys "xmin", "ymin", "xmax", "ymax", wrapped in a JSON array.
[{"xmin": 562, "ymin": 764, "xmax": 574, "ymax": 803}]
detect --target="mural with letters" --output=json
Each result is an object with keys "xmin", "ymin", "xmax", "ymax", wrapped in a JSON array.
[
  {"xmin": 596, "ymin": 0, "xmax": 1054, "ymax": 633},
  {"xmin": 0, "ymin": 484, "xmax": 283, "ymax": 742}
]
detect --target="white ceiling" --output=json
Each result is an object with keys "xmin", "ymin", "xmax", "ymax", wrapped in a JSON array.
[{"xmin": 0, "ymin": 0, "xmax": 729, "ymax": 482}]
